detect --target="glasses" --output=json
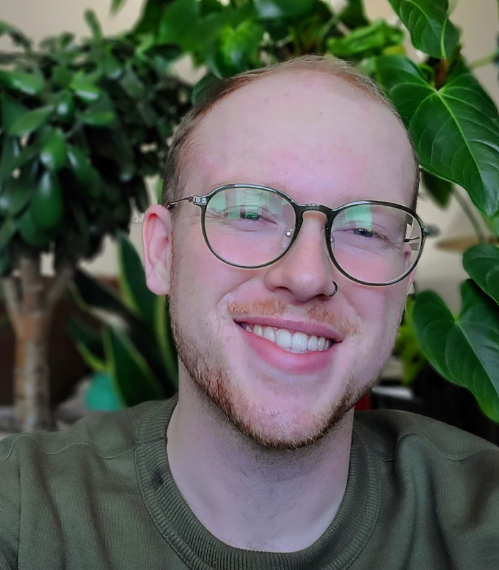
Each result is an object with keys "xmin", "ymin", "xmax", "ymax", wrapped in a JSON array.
[{"xmin": 166, "ymin": 184, "xmax": 429, "ymax": 286}]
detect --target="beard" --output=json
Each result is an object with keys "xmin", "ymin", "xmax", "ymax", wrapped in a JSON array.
[{"xmin": 168, "ymin": 248, "xmax": 398, "ymax": 452}]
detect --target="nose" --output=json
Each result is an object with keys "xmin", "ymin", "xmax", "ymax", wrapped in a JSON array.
[{"xmin": 263, "ymin": 213, "xmax": 336, "ymax": 303}]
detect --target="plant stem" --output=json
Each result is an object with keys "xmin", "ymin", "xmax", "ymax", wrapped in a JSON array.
[
  {"xmin": 470, "ymin": 50, "xmax": 499, "ymax": 70},
  {"xmin": 435, "ymin": 59, "xmax": 448, "ymax": 89},
  {"xmin": 453, "ymin": 187, "xmax": 486, "ymax": 242},
  {"xmin": 316, "ymin": 13, "xmax": 340, "ymax": 54}
]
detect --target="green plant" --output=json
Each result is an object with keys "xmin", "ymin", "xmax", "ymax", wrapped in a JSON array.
[
  {"xmin": 68, "ymin": 232, "xmax": 178, "ymax": 408},
  {"xmin": 0, "ymin": 14, "xmax": 189, "ymax": 430},
  {"xmin": 394, "ymin": 296, "xmax": 427, "ymax": 386},
  {"xmin": 106, "ymin": 0, "xmax": 499, "ymax": 422}
]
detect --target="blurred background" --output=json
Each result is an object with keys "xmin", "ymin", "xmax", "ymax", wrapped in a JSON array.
[{"xmin": 1, "ymin": 0, "xmax": 498, "ymax": 442}]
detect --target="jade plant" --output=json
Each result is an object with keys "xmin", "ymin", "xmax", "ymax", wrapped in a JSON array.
[
  {"xmin": 0, "ymin": 13, "xmax": 190, "ymax": 430},
  {"xmin": 104, "ymin": 0, "xmax": 499, "ymax": 422}
]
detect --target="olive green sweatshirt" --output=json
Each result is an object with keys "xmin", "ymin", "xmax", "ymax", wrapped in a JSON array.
[{"xmin": 1, "ymin": 395, "xmax": 498, "ymax": 569}]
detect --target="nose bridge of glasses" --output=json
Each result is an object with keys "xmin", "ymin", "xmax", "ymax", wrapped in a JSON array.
[{"xmin": 295, "ymin": 204, "xmax": 331, "ymax": 232}]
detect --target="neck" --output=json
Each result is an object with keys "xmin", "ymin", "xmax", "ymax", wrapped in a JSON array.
[{"xmin": 166, "ymin": 378, "xmax": 354, "ymax": 553}]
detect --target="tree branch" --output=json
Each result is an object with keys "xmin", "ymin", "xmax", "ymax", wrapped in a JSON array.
[
  {"xmin": 19, "ymin": 253, "xmax": 44, "ymax": 314},
  {"xmin": 1, "ymin": 276, "xmax": 23, "ymax": 335},
  {"xmin": 46, "ymin": 263, "xmax": 74, "ymax": 308}
]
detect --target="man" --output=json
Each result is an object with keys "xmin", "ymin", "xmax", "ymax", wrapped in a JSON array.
[{"xmin": 1, "ymin": 56, "xmax": 498, "ymax": 569}]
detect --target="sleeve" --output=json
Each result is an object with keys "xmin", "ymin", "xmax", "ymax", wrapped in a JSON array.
[{"xmin": 0, "ymin": 435, "xmax": 21, "ymax": 570}]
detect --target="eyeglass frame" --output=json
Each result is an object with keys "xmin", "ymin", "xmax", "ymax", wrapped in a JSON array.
[{"xmin": 166, "ymin": 183, "xmax": 430, "ymax": 287}]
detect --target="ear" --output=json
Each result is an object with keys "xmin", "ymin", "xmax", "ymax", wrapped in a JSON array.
[
  {"xmin": 405, "ymin": 269, "xmax": 416, "ymax": 296},
  {"xmin": 142, "ymin": 204, "xmax": 173, "ymax": 295}
]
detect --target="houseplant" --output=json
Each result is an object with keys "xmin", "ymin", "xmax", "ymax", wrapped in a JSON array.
[
  {"xmin": 107, "ymin": 0, "xmax": 499, "ymax": 422},
  {"xmin": 68, "ymin": 232, "xmax": 178, "ymax": 409},
  {"xmin": 0, "ymin": 13, "xmax": 190, "ymax": 430}
]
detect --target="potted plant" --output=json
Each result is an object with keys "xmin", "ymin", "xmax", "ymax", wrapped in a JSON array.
[
  {"xmin": 0, "ymin": 13, "xmax": 190, "ymax": 431},
  {"xmin": 104, "ymin": 0, "xmax": 499, "ymax": 423}
]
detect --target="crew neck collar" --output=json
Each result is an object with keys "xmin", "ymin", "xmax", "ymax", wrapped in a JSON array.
[{"xmin": 135, "ymin": 396, "xmax": 380, "ymax": 570}]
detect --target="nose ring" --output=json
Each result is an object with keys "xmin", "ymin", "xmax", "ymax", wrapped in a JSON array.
[{"xmin": 329, "ymin": 280, "xmax": 338, "ymax": 297}]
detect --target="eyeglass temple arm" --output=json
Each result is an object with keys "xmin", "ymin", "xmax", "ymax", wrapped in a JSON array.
[
  {"xmin": 403, "ymin": 225, "xmax": 438, "ymax": 243},
  {"xmin": 165, "ymin": 196, "xmax": 196, "ymax": 210}
]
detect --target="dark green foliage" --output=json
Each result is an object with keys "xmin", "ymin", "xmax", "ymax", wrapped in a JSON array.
[
  {"xmin": 0, "ymin": 12, "xmax": 191, "ymax": 276},
  {"xmin": 69, "ymin": 233, "xmax": 178, "ymax": 407}
]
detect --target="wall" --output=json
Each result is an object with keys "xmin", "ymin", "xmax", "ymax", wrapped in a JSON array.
[{"xmin": 1, "ymin": 0, "xmax": 498, "ymax": 310}]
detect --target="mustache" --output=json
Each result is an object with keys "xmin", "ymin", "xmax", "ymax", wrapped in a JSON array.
[{"xmin": 227, "ymin": 298, "xmax": 359, "ymax": 337}]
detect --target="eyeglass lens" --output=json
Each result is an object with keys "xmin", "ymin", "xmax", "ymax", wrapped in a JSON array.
[{"xmin": 203, "ymin": 186, "xmax": 422, "ymax": 284}]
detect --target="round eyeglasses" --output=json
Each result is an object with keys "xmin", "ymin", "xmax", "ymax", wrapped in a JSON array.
[{"xmin": 166, "ymin": 184, "xmax": 429, "ymax": 286}]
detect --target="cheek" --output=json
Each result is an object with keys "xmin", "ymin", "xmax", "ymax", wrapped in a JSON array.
[
  {"xmin": 172, "ymin": 223, "xmax": 246, "ymax": 309},
  {"xmin": 352, "ymin": 285, "xmax": 406, "ymax": 336}
]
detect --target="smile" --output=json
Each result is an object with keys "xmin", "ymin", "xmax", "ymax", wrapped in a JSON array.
[{"xmin": 238, "ymin": 323, "xmax": 334, "ymax": 354}]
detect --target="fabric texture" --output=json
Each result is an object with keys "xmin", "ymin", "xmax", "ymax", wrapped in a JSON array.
[{"xmin": 0, "ymin": 394, "xmax": 498, "ymax": 569}]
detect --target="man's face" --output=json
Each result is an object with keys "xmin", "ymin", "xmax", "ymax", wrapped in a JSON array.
[{"xmin": 145, "ymin": 72, "xmax": 416, "ymax": 450}]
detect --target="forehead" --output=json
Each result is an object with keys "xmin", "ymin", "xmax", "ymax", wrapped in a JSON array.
[{"xmin": 184, "ymin": 72, "xmax": 415, "ymax": 206}]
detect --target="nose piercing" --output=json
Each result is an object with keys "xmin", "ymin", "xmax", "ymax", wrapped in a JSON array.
[{"xmin": 329, "ymin": 280, "xmax": 338, "ymax": 297}]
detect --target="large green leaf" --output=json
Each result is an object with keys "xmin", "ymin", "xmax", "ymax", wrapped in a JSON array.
[
  {"xmin": 328, "ymin": 19, "xmax": 403, "ymax": 60},
  {"xmin": 67, "ymin": 318, "xmax": 106, "ymax": 373},
  {"xmin": 339, "ymin": 0, "xmax": 369, "ymax": 29},
  {"xmin": 413, "ymin": 281, "xmax": 499, "ymax": 422},
  {"xmin": 191, "ymin": 73, "xmax": 219, "ymax": 105},
  {"xmin": 0, "ymin": 70, "xmax": 44, "ymax": 96},
  {"xmin": 387, "ymin": 0, "xmax": 459, "ymax": 59},
  {"xmin": 71, "ymin": 77, "xmax": 103, "ymax": 103},
  {"xmin": 72, "ymin": 268, "xmax": 133, "ymax": 324},
  {"xmin": 394, "ymin": 296, "xmax": 427, "ymax": 385},
  {"xmin": 0, "ymin": 159, "xmax": 38, "ymax": 218},
  {"xmin": 119, "ymin": 66, "xmax": 145, "ymax": 99},
  {"xmin": 17, "ymin": 208, "xmax": 52, "ymax": 248},
  {"xmin": 0, "ymin": 246, "xmax": 12, "ymax": 276},
  {"xmin": 117, "ymin": 231, "xmax": 156, "ymax": 328},
  {"xmin": 210, "ymin": 21, "xmax": 265, "ymax": 76},
  {"xmin": 0, "ymin": 20, "xmax": 32, "ymax": 51},
  {"xmin": 376, "ymin": 56, "xmax": 499, "ymax": 217},
  {"xmin": 0, "ymin": 94, "xmax": 28, "ymax": 132},
  {"xmin": 67, "ymin": 146, "xmax": 102, "ymax": 200},
  {"xmin": 0, "ymin": 137, "xmax": 20, "ymax": 180},
  {"xmin": 421, "ymin": 170, "xmax": 453, "ymax": 207},
  {"xmin": 55, "ymin": 91, "xmax": 76, "ymax": 122},
  {"xmin": 8, "ymin": 106, "xmax": 53, "ymax": 137},
  {"xmin": 488, "ymin": 212, "xmax": 499, "ymax": 237},
  {"xmin": 254, "ymin": 0, "xmax": 315, "ymax": 19},
  {"xmin": 0, "ymin": 140, "xmax": 41, "ymax": 182},
  {"xmin": 79, "ymin": 109, "xmax": 116, "ymax": 127},
  {"xmin": 30, "ymin": 171, "xmax": 64, "ymax": 230},
  {"xmin": 104, "ymin": 327, "xmax": 164, "ymax": 407},
  {"xmin": 158, "ymin": 0, "xmax": 200, "ymax": 48},
  {"xmin": 40, "ymin": 128, "xmax": 67, "ymax": 171},
  {"xmin": 0, "ymin": 218, "xmax": 16, "ymax": 248},
  {"xmin": 463, "ymin": 244, "xmax": 499, "ymax": 305},
  {"xmin": 110, "ymin": 0, "xmax": 127, "ymax": 13},
  {"xmin": 84, "ymin": 9, "xmax": 104, "ymax": 42}
]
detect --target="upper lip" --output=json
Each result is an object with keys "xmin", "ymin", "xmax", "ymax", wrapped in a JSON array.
[{"xmin": 233, "ymin": 316, "xmax": 344, "ymax": 342}]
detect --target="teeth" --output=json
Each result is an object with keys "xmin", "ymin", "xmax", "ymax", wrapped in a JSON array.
[
  {"xmin": 276, "ymin": 329, "xmax": 292, "ymax": 349},
  {"xmin": 263, "ymin": 327, "xmax": 276, "ymax": 342},
  {"xmin": 308, "ymin": 335, "xmax": 318, "ymax": 351},
  {"xmin": 292, "ymin": 332, "xmax": 308, "ymax": 352},
  {"xmin": 243, "ymin": 324, "xmax": 333, "ymax": 353}
]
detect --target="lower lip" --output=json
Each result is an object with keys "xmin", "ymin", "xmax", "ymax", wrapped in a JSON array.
[{"xmin": 238, "ymin": 325, "xmax": 339, "ymax": 375}]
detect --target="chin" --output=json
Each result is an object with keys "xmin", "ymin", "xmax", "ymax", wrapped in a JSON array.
[{"xmin": 195, "ymin": 366, "xmax": 362, "ymax": 451}]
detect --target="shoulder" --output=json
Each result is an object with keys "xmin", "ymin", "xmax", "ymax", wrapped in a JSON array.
[
  {"xmin": 354, "ymin": 409, "xmax": 499, "ymax": 461},
  {"xmin": 0, "ymin": 399, "xmax": 162, "ymax": 466}
]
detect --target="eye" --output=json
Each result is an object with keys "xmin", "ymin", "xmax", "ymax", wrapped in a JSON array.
[{"xmin": 352, "ymin": 227, "xmax": 375, "ymax": 238}]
